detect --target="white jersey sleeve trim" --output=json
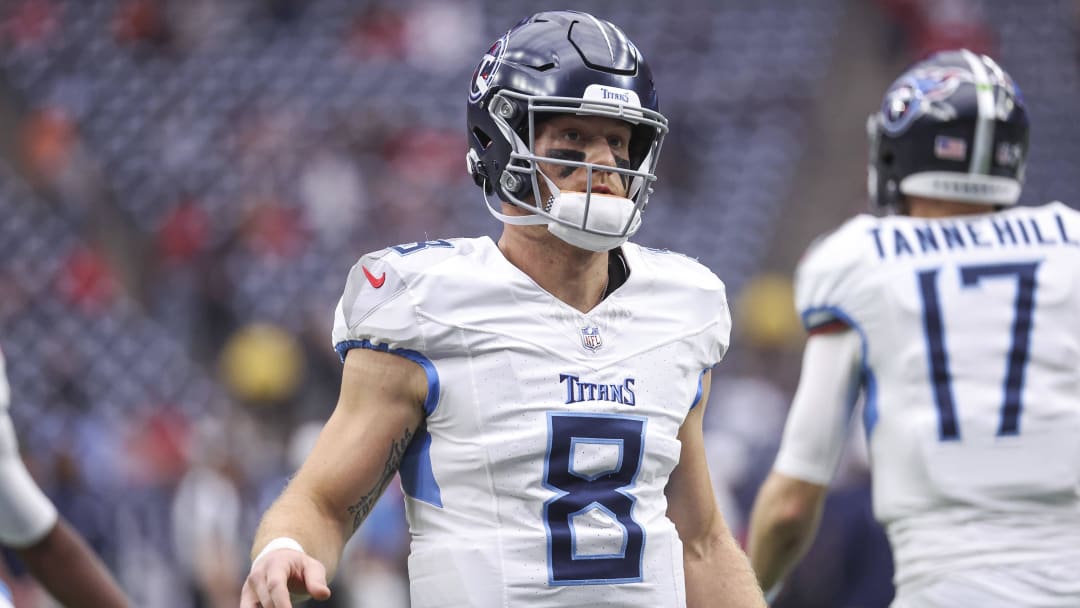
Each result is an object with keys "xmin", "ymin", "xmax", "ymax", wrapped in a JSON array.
[
  {"xmin": 773, "ymin": 330, "xmax": 863, "ymax": 485},
  {"xmin": 0, "ymin": 413, "xmax": 58, "ymax": 548}
]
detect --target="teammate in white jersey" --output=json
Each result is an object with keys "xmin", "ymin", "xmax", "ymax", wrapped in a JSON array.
[
  {"xmin": 241, "ymin": 10, "xmax": 765, "ymax": 608},
  {"xmin": 747, "ymin": 50, "xmax": 1080, "ymax": 607},
  {"xmin": 0, "ymin": 346, "xmax": 129, "ymax": 607}
]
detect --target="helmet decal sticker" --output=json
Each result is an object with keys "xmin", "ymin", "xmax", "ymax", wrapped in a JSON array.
[
  {"xmin": 881, "ymin": 67, "xmax": 974, "ymax": 136},
  {"xmin": 470, "ymin": 32, "xmax": 510, "ymax": 103},
  {"xmin": 583, "ymin": 84, "xmax": 641, "ymax": 108},
  {"xmin": 933, "ymin": 135, "xmax": 968, "ymax": 162},
  {"xmin": 996, "ymin": 142, "xmax": 1024, "ymax": 168}
]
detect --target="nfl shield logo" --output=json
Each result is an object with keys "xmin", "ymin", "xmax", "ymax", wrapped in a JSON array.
[{"xmin": 580, "ymin": 327, "xmax": 603, "ymax": 352}]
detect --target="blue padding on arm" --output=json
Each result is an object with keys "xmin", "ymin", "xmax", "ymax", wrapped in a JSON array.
[{"xmin": 335, "ymin": 339, "xmax": 444, "ymax": 507}]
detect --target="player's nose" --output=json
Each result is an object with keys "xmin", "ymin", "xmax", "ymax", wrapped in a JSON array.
[
  {"xmin": 585, "ymin": 139, "xmax": 625, "ymax": 191},
  {"xmin": 585, "ymin": 139, "xmax": 618, "ymax": 168}
]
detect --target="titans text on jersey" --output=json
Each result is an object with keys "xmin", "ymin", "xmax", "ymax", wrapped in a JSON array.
[{"xmin": 560, "ymin": 374, "xmax": 636, "ymax": 406}]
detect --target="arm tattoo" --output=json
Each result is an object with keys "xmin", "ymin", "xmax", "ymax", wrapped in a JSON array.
[{"xmin": 347, "ymin": 427, "xmax": 414, "ymax": 532}]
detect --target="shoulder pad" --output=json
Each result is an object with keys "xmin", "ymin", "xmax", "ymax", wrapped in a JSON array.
[
  {"xmin": 634, "ymin": 244, "xmax": 725, "ymax": 290},
  {"xmin": 627, "ymin": 243, "xmax": 731, "ymax": 363},
  {"xmin": 332, "ymin": 238, "xmax": 485, "ymax": 357}
]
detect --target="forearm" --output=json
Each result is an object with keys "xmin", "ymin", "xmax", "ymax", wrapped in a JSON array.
[
  {"xmin": 670, "ymin": 376, "xmax": 765, "ymax": 607},
  {"xmin": 683, "ymin": 517, "xmax": 766, "ymax": 608},
  {"xmin": 747, "ymin": 516, "xmax": 814, "ymax": 594},
  {"xmin": 251, "ymin": 487, "xmax": 351, "ymax": 578},
  {"xmin": 16, "ymin": 519, "xmax": 129, "ymax": 608},
  {"xmin": 746, "ymin": 475, "xmax": 824, "ymax": 593},
  {"xmin": 248, "ymin": 348, "xmax": 426, "ymax": 579},
  {"xmin": 747, "ymin": 332, "xmax": 857, "ymax": 593}
]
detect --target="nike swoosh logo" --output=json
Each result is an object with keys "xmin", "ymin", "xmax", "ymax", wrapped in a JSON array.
[{"xmin": 362, "ymin": 266, "xmax": 386, "ymax": 288}]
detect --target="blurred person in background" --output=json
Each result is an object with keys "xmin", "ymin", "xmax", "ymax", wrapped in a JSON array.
[
  {"xmin": 242, "ymin": 10, "xmax": 764, "ymax": 608},
  {"xmin": 706, "ymin": 274, "xmax": 803, "ymax": 533},
  {"xmin": 747, "ymin": 50, "xmax": 1080, "ymax": 607},
  {"xmin": 723, "ymin": 277, "xmax": 895, "ymax": 607},
  {"xmin": 0, "ymin": 346, "xmax": 129, "ymax": 608},
  {"xmin": 171, "ymin": 418, "xmax": 244, "ymax": 608}
]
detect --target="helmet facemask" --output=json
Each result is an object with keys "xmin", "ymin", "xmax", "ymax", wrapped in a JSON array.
[{"xmin": 476, "ymin": 88, "xmax": 668, "ymax": 251}]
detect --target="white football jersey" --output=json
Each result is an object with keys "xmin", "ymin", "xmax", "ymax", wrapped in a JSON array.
[
  {"xmin": 332, "ymin": 237, "xmax": 730, "ymax": 608},
  {"xmin": 790, "ymin": 202, "xmax": 1080, "ymax": 599}
]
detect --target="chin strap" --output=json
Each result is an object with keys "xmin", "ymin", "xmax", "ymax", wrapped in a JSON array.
[
  {"xmin": 481, "ymin": 187, "xmax": 548, "ymax": 225},
  {"xmin": 481, "ymin": 168, "xmax": 563, "ymax": 226},
  {"xmin": 481, "ymin": 165, "xmax": 639, "ymax": 252}
]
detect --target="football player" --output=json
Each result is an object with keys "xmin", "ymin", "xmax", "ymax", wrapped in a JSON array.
[
  {"xmin": 241, "ymin": 10, "xmax": 765, "ymax": 608},
  {"xmin": 0, "ymin": 346, "xmax": 129, "ymax": 607},
  {"xmin": 747, "ymin": 50, "xmax": 1080, "ymax": 606}
]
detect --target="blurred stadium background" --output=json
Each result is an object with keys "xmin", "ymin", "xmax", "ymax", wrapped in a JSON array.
[{"xmin": 0, "ymin": 0, "xmax": 1075, "ymax": 606}]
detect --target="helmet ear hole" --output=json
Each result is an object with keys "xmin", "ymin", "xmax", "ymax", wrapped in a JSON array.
[
  {"xmin": 881, "ymin": 151, "xmax": 895, "ymax": 167},
  {"xmin": 469, "ymin": 127, "xmax": 497, "ymax": 194},
  {"xmin": 472, "ymin": 128, "xmax": 493, "ymax": 150}
]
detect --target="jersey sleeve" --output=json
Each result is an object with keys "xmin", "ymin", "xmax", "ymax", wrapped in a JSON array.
[
  {"xmin": 794, "ymin": 216, "xmax": 875, "ymax": 333},
  {"xmin": 332, "ymin": 250, "xmax": 426, "ymax": 362},
  {"xmin": 692, "ymin": 278, "xmax": 731, "ymax": 412},
  {"xmin": 772, "ymin": 330, "xmax": 863, "ymax": 485},
  {"xmin": 705, "ymin": 276, "xmax": 732, "ymax": 367},
  {"xmin": 0, "ymin": 349, "xmax": 59, "ymax": 547}
]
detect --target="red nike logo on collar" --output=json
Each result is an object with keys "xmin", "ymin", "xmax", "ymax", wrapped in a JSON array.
[{"xmin": 362, "ymin": 266, "xmax": 386, "ymax": 288}]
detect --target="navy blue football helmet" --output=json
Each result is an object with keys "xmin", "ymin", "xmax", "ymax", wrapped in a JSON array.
[
  {"xmin": 466, "ymin": 11, "xmax": 668, "ymax": 244},
  {"xmin": 867, "ymin": 49, "xmax": 1029, "ymax": 212}
]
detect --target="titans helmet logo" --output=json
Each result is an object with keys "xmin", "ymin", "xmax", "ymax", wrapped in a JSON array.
[
  {"xmin": 469, "ymin": 34, "xmax": 509, "ymax": 103},
  {"xmin": 880, "ymin": 67, "xmax": 973, "ymax": 135}
]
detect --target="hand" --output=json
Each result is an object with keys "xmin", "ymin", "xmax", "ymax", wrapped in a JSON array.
[{"xmin": 240, "ymin": 549, "xmax": 331, "ymax": 608}]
